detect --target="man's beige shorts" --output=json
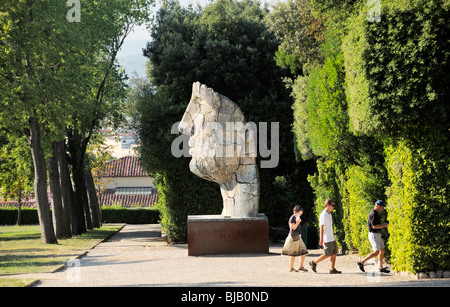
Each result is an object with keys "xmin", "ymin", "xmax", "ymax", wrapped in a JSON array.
[
  {"xmin": 323, "ymin": 240, "xmax": 338, "ymax": 256},
  {"xmin": 368, "ymin": 232, "xmax": 384, "ymax": 252}
]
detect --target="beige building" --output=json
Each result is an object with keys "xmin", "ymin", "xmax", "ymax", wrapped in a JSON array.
[
  {"xmin": 102, "ymin": 130, "xmax": 139, "ymax": 159},
  {"xmin": 98, "ymin": 155, "xmax": 157, "ymax": 208}
]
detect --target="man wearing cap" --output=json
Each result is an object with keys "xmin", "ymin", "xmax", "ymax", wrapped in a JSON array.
[{"xmin": 357, "ymin": 200, "xmax": 390, "ymax": 273}]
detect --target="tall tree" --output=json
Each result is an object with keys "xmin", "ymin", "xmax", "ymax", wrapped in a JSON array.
[
  {"xmin": 0, "ymin": 0, "xmax": 154, "ymax": 240},
  {"xmin": 0, "ymin": 0, "xmax": 79, "ymax": 243},
  {"xmin": 265, "ymin": 0, "xmax": 325, "ymax": 75},
  {"xmin": 64, "ymin": 0, "xmax": 153, "ymax": 233}
]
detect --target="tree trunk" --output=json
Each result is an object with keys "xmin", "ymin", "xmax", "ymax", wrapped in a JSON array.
[
  {"xmin": 89, "ymin": 169, "xmax": 103, "ymax": 226},
  {"xmin": 66, "ymin": 131, "xmax": 88, "ymax": 234},
  {"xmin": 56, "ymin": 140, "xmax": 81, "ymax": 235},
  {"xmin": 26, "ymin": 117, "xmax": 57, "ymax": 244},
  {"xmin": 85, "ymin": 169, "xmax": 101, "ymax": 228},
  {"xmin": 48, "ymin": 141, "xmax": 72, "ymax": 239},
  {"xmin": 67, "ymin": 129, "xmax": 94, "ymax": 231},
  {"xmin": 73, "ymin": 162, "xmax": 92, "ymax": 230},
  {"xmin": 16, "ymin": 199, "xmax": 22, "ymax": 226}
]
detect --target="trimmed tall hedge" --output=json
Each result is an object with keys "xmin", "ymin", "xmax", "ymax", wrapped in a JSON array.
[
  {"xmin": 101, "ymin": 207, "xmax": 160, "ymax": 224},
  {"xmin": 300, "ymin": 0, "xmax": 449, "ymax": 275},
  {"xmin": 0, "ymin": 207, "xmax": 39, "ymax": 225},
  {"xmin": 0, "ymin": 207, "xmax": 160, "ymax": 226},
  {"xmin": 342, "ymin": 164, "xmax": 387, "ymax": 256},
  {"xmin": 385, "ymin": 137, "xmax": 450, "ymax": 273},
  {"xmin": 341, "ymin": 0, "xmax": 450, "ymax": 273}
]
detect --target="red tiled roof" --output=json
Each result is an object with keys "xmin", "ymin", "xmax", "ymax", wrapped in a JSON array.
[
  {"xmin": 98, "ymin": 188, "xmax": 158, "ymax": 208},
  {"xmin": 0, "ymin": 201, "xmax": 37, "ymax": 208},
  {"xmin": 102, "ymin": 156, "xmax": 148, "ymax": 177},
  {"xmin": 0, "ymin": 188, "xmax": 158, "ymax": 209}
]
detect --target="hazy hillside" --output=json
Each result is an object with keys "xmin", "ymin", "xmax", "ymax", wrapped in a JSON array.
[{"xmin": 117, "ymin": 39, "xmax": 149, "ymax": 79}]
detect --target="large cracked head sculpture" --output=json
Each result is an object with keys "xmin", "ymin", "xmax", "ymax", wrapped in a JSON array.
[{"xmin": 179, "ymin": 82, "xmax": 260, "ymax": 217}]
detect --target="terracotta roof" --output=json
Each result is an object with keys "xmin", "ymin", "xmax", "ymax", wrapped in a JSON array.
[
  {"xmin": 102, "ymin": 156, "xmax": 148, "ymax": 177},
  {"xmin": 98, "ymin": 188, "xmax": 158, "ymax": 208},
  {"xmin": 0, "ymin": 187, "xmax": 158, "ymax": 209},
  {"xmin": 0, "ymin": 201, "xmax": 37, "ymax": 208}
]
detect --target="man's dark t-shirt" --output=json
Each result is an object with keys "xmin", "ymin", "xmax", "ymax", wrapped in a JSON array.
[{"xmin": 368, "ymin": 209, "xmax": 381, "ymax": 233}]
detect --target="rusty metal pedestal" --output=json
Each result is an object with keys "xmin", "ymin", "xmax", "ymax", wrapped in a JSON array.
[{"xmin": 187, "ymin": 214, "xmax": 269, "ymax": 256}]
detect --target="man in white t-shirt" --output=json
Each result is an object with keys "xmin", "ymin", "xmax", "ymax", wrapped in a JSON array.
[{"xmin": 309, "ymin": 198, "xmax": 342, "ymax": 274}]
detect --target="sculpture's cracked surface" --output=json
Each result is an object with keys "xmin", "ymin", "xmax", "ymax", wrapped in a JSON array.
[{"xmin": 179, "ymin": 82, "xmax": 260, "ymax": 217}]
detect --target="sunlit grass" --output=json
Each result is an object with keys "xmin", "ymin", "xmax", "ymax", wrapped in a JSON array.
[
  {"xmin": 0, "ymin": 224, "xmax": 124, "ymax": 284},
  {"xmin": 0, "ymin": 278, "xmax": 37, "ymax": 287}
]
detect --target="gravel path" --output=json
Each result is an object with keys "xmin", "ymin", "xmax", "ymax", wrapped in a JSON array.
[{"xmin": 33, "ymin": 224, "xmax": 449, "ymax": 287}]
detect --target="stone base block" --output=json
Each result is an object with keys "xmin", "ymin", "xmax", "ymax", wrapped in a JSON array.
[{"xmin": 187, "ymin": 214, "xmax": 269, "ymax": 256}]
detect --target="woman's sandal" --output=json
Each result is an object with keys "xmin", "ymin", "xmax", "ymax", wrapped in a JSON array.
[
  {"xmin": 290, "ymin": 268, "xmax": 299, "ymax": 272},
  {"xmin": 298, "ymin": 267, "xmax": 308, "ymax": 272}
]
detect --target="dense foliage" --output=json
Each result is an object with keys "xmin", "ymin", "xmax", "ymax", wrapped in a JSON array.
[
  {"xmin": 136, "ymin": 0, "xmax": 316, "ymax": 242},
  {"xmin": 0, "ymin": 207, "xmax": 160, "ymax": 225},
  {"xmin": 0, "ymin": 207, "xmax": 39, "ymax": 225},
  {"xmin": 285, "ymin": 0, "xmax": 449, "ymax": 273},
  {"xmin": 101, "ymin": 207, "xmax": 160, "ymax": 224}
]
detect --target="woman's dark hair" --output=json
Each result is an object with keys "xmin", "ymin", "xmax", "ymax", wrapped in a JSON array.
[{"xmin": 293, "ymin": 205, "xmax": 304, "ymax": 213}]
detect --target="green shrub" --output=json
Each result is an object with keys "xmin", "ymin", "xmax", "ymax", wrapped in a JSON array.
[
  {"xmin": 0, "ymin": 207, "xmax": 39, "ymax": 225},
  {"xmin": 153, "ymin": 171, "xmax": 222, "ymax": 243},
  {"xmin": 0, "ymin": 207, "xmax": 160, "ymax": 226},
  {"xmin": 344, "ymin": 0, "xmax": 449, "ymax": 137},
  {"xmin": 342, "ymin": 164, "xmax": 387, "ymax": 255},
  {"xmin": 385, "ymin": 136, "xmax": 450, "ymax": 273},
  {"xmin": 101, "ymin": 207, "xmax": 160, "ymax": 224},
  {"xmin": 308, "ymin": 158, "xmax": 346, "ymax": 248},
  {"xmin": 342, "ymin": 0, "xmax": 450, "ymax": 273}
]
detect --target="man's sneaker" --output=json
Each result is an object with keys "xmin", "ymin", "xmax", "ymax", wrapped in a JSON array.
[
  {"xmin": 329, "ymin": 268, "xmax": 342, "ymax": 274},
  {"xmin": 357, "ymin": 261, "xmax": 365, "ymax": 272},
  {"xmin": 309, "ymin": 261, "xmax": 317, "ymax": 273}
]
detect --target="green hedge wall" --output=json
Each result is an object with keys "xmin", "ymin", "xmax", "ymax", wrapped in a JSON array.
[
  {"xmin": 101, "ymin": 207, "xmax": 160, "ymax": 224},
  {"xmin": 341, "ymin": 0, "xmax": 450, "ymax": 274},
  {"xmin": 0, "ymin": 207, "xmax": 39, "ymax": 225},
  {"xmin": 302, "ymin": 0, "xmax": 449, "ymax": 275},
  {"xmin": 342, "ymin": 164, "xmax": 387, "ymax": 256},
  {"xmin": 0, "ymin": 207, "xmax": 160, "ymax": 226},
  {"xmin": 385, "ymin": 137, "xmax": 450, "ymax": 273}
]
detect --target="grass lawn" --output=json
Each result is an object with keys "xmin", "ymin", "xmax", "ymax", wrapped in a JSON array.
[{"xmin": 0, "ymin": 223, "xmax": 124, "ymax": 286}]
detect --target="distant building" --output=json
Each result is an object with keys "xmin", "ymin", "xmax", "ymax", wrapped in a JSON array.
[
  {"xmin": 102, "ymin": 130, "xmax": 139, "ymax": 159},
  {"xmin": 1, "ymin": 131, "xmax": 158, "ymax": 209},
  {"xmin": 98, "ymin": 155, "xmax": 158, "ymax": 208}
]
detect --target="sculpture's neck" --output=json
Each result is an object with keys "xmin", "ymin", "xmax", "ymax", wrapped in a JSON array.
[{"xmin": 220, "ymin": 179, "xmax": 259, "ymax": 217}]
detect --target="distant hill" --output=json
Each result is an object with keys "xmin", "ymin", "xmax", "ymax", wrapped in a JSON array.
[{"xmin": 117, "ymin": 39, "xmax": 149, "ymax": 80}]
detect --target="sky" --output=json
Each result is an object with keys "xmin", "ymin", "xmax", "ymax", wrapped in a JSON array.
[
  {"xmin": 119, "ymin": 0, "xmax": 282, "ymax": 78},
  {"xmin": 117, "ymin": 0, "xmax": 213, "ymax": 78},
  {"xmin": 126, "ymin": 0, "xmax": 282, "ymax": 41},
  {"xmin": 126, "ymin": 0, "xmax": 212, "ymax": 41}
]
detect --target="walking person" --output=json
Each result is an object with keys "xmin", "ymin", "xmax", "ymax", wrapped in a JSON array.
[
  {"xmin": 309, "ymin": 198, "xmax": 342, "ymax": 274},
  {"xmin": 281, "ymin": 205, "xmax": 309, "ymax": 272},
  {"xmin": 357, "ymin": 200, "xmax": 390, "ymax": 273}
]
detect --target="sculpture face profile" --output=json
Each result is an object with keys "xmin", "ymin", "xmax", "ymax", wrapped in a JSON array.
[{"xmin": 179, "ymin": 82, "xmax": 260, "ymax": 217}]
